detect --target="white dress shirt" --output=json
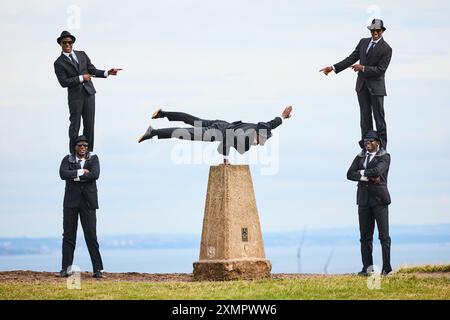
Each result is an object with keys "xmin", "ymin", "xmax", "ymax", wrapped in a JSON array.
[
  {"xmin": 366, "ymin": 36, "xmax": 382, "ymax": 53},
  {"xmin": 359, "ymin": 149, "xmax": 378, "ymax": 181},
  {"xmin": 74, "ymin": 156, "xmax": 86, "ymax": 181}
]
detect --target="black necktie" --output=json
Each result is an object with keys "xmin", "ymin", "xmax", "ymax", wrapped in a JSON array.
[
  {"xmin": 69, "ymin": 53, "xmax": 79, "ymax": 69},
  {"xmin": 367, "ymin": 41, "xmax": 376, "ymax": 55},
  {"xmin": 78, "ymin": 159, "xmax": 82, "ymax": 168},
  {"xmin": 365, "ymin": 153, "xmax": 372, "ymax": 168}
]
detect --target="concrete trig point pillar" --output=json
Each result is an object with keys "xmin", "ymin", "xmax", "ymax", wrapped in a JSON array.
[{"xmin": 193, "ymin": 165, "xmax": 272, "ymax": 280}]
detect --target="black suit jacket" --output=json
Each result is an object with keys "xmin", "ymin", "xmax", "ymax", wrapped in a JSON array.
[
  {"xmin": 54, "ymin": 50, "xmax": 106, "ymax": 100},
  {"xmin": 59, "ymin": 153, "xmax": 100, "ymax": 209},
  {"xmin": 347, "ymin": 148, "xmax": 391, "ymax": 206},
  {"xmin": 217, "ymin": 117, "xmax": 283, "ymax": 155},
  {"xmin": 334, "ymin": 37, "xmax": 392, "ymax": 96}
]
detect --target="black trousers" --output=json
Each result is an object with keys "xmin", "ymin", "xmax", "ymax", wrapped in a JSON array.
[
  {"xmin": 62, "ymin": 200, "xmax": 103, "ymax": 272},
  {"xmin": 68, "ymin": 90, "xmax": 95, "ymax": 152},
  {"xmin": 358, "ymin": 204, "xmax": 392, "ymax": 273},
  {"xmin": 357, "ymin": 84, "xmax": 387, "ymax": 149},
  {"xmin": 155, "ymin": 111, "xmax": 228, "ymax": 141}
]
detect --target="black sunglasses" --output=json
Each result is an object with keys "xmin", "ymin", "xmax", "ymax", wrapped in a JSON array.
[
  {"xmin": 61, "ymin": 41, "xmax": 73, "ymax": 45},
  {"xmin": 364, "ymin": 139, "xmax": 376, "ymax": 144},
  {"xmin": 370, "ymin": 29, "xmax": 382, "ymax": 33},
  {"xmin": 76, "ymin": 143, "xmax": 88, "ymax": 148}
]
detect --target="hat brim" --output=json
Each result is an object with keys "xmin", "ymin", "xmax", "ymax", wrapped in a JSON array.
[
  {"xmin": 363, "ymin": 137, "xmax": 381, "ymax": 142},
  {"xmin": 367, "ymin": 25, "xmax": 386, "ymax": 31},
  {"xmin": 74, "ymin": 136, "xmax": 89, "ymax": 144},
  {"xmin": 57, "ymin": 34, "xmax": 76, "ymax": 44}
]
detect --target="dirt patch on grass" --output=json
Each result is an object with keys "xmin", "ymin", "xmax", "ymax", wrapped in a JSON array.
[
  {"xmin": 0, "ymin": 271, "xmax": 194, "ymax": 283},
  {"xmin": 0, "ymin": 270, "xmax": 448, "ymax": 283},
  {"xmin": 0, "ymin": 271, "xmax": 339, "ymax": 283}
]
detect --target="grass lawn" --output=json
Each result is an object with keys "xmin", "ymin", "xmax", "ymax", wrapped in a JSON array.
[{"xmin": 1, "ymin": 269, "xmax": 449, "ymax": 300}]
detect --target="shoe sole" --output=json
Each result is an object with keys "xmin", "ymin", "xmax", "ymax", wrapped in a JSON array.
[{"xmin": 151, "ymin": 108, "xmax": 161, "ymax": 119}]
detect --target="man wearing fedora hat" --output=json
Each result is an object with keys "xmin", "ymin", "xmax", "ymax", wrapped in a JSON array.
[
  {"xmin": 138, "ymin": 106, "xmax": 293, "ymax": 164},
  {"xmin": 54, "ymin": 31, "xmax": 122, "ymax": 153},
  {"xmin": 320, "ymin": 19, "xmax": 392, "ymax": 150},
  {"xmin": 59, "ymin": 135, "xmax": 104, "ymax": 278},
  {"xmin": 347, "ymin": 130, "xmax": 392, "ymax": 276}
]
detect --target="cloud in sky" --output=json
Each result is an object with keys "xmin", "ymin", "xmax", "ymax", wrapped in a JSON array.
[{"xmin": 0, "ymin": 1, "xmax": 449, "ymax": 237}]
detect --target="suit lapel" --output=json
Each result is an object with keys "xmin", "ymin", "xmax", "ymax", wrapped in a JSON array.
[
  {"xmin": 362, "ymin": 38, "xmax": 371, "ymax": 60},
  {"xmin": 60, "ymin": 52, "xmax": 79, "ymax": 72},
  {"xmin": 360, "ymin": 156, "xmax": 367, "ymax": 169},
  {"xmin": 366, "ymin": 155, "xmax": 378, "ymax": 169},
  {"xmin": 74, "ymin": 50, "xmax": 83, "ymax": 72},
  {"xmin": 367, "ymin": 38, "xmax": 384, "ymax": 60}
]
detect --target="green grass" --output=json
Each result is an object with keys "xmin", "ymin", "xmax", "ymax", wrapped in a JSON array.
[
  {"xmin": 1, "ymin": 274, "xmax": 449, "ymax": 300},
  {"xmin": 397, "ymin": 264, "xmax": 450, "ymax": 274}
]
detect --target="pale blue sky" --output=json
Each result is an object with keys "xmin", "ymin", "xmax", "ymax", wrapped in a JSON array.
[{"xmin": 0, "ymin": 0, "xmax": 449, "ymax": 237}]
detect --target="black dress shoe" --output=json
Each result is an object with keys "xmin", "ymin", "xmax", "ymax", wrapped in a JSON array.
[
  {"xmin": 138, "ymin": 125, "xmax": 155, "ymax": 143},
  {"xmin": 93, "ymin": 270, "xmax": 104, "ymax": 279},
  {"xmin": 152, "ymin": 108, "xmax": 163, "ymax": 119},
  {"xmin": 381, "ymin": 269, "xmax": 392, "ymax": 276},
  {"xmin": 59, "ymin": 269, "xmax": 69, "ymax": 278},
  {"xmin": 357, "ymin": 270, "xmax": 374, "ymax": 277}
]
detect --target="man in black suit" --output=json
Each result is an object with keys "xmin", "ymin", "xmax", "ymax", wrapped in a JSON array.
[
  {"xmin": 320, "ymin": 19, "xmax": 392, "ymax": 149},
  {"xmin": 347, "ymin": 130, "xmax": 392, "ymax": 276},
  {"xmin": 54, "ymin": 31, "xmax": 122, "ymax": 152},
  {"xmin": 137, "ymin": 106, "xmax": 293, "ymax": 164},
  {"xmin": 59, "ymin": 135, "xmax": 103, "ymax": 278}
]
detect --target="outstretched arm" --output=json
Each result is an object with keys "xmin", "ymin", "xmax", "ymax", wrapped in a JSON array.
[
  {"xmin": 320, "ymin": 39, "xmax": 362, "ymax": 75},
  {"xmin": 333, "ymin": 39, "xmax": 362, "ymax": 73},
  {"xmin": 84, "ymin": 51, "xmax": 123, "ymax": 78},
  {"xmin": 266, "ymin": 105, "xmax": 293, "ymax": 130},
  {"xmin": 85, "ymin": 52, "xmax": 107, "ymax": 78}
]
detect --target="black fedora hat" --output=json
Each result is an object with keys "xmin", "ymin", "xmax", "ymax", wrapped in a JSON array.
[
  {"xmin": 57, "ymin": 30, "xmax": 76, "ymax": 44},
  {"xmin": 367, "ymin": 19, "xmax": 386, "ymax": 31}
]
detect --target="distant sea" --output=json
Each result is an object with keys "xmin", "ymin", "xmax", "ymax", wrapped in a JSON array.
[
  {"xmin": 0, "ymin": 244, "xmax": 449, "ymax": 274},
  {"xmin": 1, "ymin": 225, "xmax": 449, "ymax": 274}
]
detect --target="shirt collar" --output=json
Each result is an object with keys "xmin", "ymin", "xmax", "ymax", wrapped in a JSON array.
[
  {"xmin": 371, "ymin": 36, "xmax": 382, "ymax": 44},
  {"xmin": 62, "ymin": 51, "xmax": 74, "ymax": 58},
  {"xmin": 366, "ymin": 147, "xmax": 379, "ymax": 156}
]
